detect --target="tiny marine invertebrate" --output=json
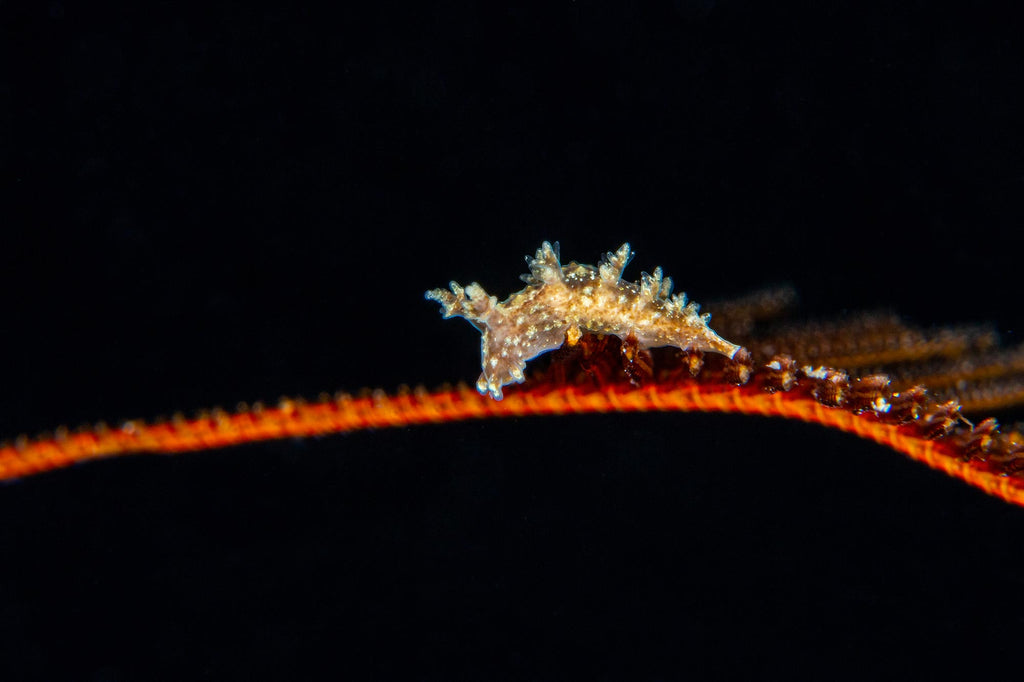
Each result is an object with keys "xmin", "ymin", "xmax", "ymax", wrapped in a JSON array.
[
  {"xmin": 3, "ymin": 241, "xmax": 1024, "ymax": 508},
  {"xmin": 425, "ymin": 242, "xmax": 740, "ymax": 399}
]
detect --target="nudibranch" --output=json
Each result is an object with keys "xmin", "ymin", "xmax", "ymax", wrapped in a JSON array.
[{"xmin": 426, "ymin": 241, "xmax": 742, "ymax": 399}]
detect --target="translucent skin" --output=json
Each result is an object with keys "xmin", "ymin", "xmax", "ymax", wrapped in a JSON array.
[{"xmin": 425, "ymin": 241, "xmax": 741, "ymax": 399}]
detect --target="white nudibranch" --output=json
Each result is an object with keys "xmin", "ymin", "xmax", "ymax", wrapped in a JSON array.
[{"xmin": 426, "ymin": 241, "xmax": 741, "ymax": 399}]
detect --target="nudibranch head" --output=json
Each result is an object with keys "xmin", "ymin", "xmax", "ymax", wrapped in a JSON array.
[{"xmin": 426, "ymin": 241, "xmax": 743, "ymax": 399}]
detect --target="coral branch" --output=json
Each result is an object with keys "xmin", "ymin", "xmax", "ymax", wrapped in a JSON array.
[
  {"xmin": 3, "ymin": 364, "xmax": 1024, "ymax": 507},
  {"xmin": 5, "ymin": 240, "xmax": 1024, "ymax": 509}
]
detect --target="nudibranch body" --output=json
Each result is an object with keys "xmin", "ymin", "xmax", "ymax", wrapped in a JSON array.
[{"xmin": 426, "ymin": 241, "xmax": 742, "ymax": 400}]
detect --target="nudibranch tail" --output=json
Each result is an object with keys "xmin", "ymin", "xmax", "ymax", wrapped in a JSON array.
[{"xmin": 426, "ymin": 241, "xmax": 744, "ymax": 400}]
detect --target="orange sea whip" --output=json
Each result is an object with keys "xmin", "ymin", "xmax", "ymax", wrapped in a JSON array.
[
  {"xmin": 2, "ymin": 351, "xmax": 1023, "ymax": 507},
  {"xmin": 4, "ymin": 239, "xmax": 1024, "ymax": 507}
]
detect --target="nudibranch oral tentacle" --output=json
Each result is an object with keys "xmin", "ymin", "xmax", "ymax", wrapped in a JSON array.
[{"xmin": 425, "ymin": 241, "xmax": 743, "ymax": 400}]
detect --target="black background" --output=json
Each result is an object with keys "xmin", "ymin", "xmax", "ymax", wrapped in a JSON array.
[{"xmin": 3, "ymin": 1, "xmax": 1024, "ymax": 679}]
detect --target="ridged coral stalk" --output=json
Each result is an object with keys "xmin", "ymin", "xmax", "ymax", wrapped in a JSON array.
[{"xmin": 3, "ymin": 371, "xmax": 1023, "ymax": 507}]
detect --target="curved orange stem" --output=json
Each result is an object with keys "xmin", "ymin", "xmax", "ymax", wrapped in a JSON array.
[{"xmin": 3, "ymin": 381, "xmax": 1023, "ymax": 507}]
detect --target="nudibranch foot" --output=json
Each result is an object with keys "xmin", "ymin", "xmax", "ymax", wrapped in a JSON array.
[{"xmin": 426, "ymin": 241, "xmax": 744, "ymax": 400}]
